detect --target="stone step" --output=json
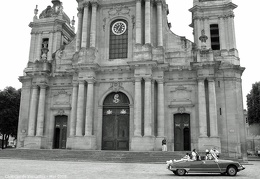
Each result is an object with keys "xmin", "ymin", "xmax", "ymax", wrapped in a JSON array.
[{"xmin": 0, "ymin": 149, "xmax": 188, "ymax": 163}]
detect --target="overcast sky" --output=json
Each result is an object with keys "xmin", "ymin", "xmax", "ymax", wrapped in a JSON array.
[{"xmin": 1, "ymin": 0, "xmax": 259, "ymax": 108}]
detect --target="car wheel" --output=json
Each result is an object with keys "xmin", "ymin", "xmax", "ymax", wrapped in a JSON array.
[
  {"xmin": 227, "ymin": 166, "xmax": 237, "ymax": 176},
  {"xmin": 176, "ymin": 169, "xmax": 186, "ymax": 176}
]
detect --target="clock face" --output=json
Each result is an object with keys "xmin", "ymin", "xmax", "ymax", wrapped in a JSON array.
[{"xmin": 112, "ymin": 21, "xmax": 127, "ymax": 35}]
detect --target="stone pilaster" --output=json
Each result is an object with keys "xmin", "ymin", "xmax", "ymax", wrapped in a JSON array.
[
  {"xmin": 194, "ymin": 18, "xmax": 201, "ymax": 49},
  {"xmin": 134, "ymin": 77, "xmax": 142, "ymax": 136},
  {"xmin": 76, "ymin": 81, "xmax": 85, "ymax": 136},
  {"xmin": 135, "ymin": 0, "xmax": 142, "ymax": 44},
  {"xmin": 156, "ymin": 0, "xmax": 163, "ymax": 47},
  {"xmin": 29, "ymin": 33, "xmax": 36, "ymax": 62},
  {"xmin": 28, "ymin": 85, "xmax": 39, "ymax": 136},
  {"xmin": 208, "ymin": 79, "xmax": 218, "ymax": 137},
  {"xmin": 198, "ymin": 79, "xmax": 207, "ymax": 137},
  {"xmin": 85, "ymin": 80, "xmax": 94, "ymax": 136},
  {"xmin": 69, "ymin": 82, "xmax": 78, "ymax": 137},
  {"xmin": 81, "ymin": 3, "xmax": 89, "ymax": 48},
  {"xmin": 36, "ymin": 33, "xmax": 42, "ymax": 60},
  {"xmin": 48, "ymin": 32, "xmax": 54, "ymax": 61},
  {"xmin": 145, "ymin": 0, "xmax": 151, "ymax": 44},
  {"xmin": 203, "ymin": 18, "xmax": 211, "ymax": 48},
  {"xmin": 90, "ymin": 2, "xmax": 98, "ymax": 48},
  {"xmin": 144, "ymin": 77, "xmax": 152, "ymax": 136},
  {"xmin": 228, "ymin": 15, "xmax": 236, "ymax": 49},
  {"xmin": 157, "ymin": 79, "xmax": 165, "ymax": 137},
  {"xmin": 219, "ymin": 17, "xmax": 227, "ymax": 50},
  {"xmin": 76, "ymin": 8, "xmax": 83, "ymax": 51},
  {"xmin": 36, "ymin": 85, "xmax": 47, "ymax": 137}
]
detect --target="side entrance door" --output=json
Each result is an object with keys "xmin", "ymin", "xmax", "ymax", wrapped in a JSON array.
[
  {"xmin": 174, "ymin": 113, "xmax": 191, "ymax": 151},
  {"xmin": 54, "ymin": 115, "xmax": 67, "ymax": 149}
]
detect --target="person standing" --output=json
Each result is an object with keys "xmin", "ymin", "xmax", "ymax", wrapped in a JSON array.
[{"xmin": 162, "ymin": 138, "xmax": 167, "ymax": 151}]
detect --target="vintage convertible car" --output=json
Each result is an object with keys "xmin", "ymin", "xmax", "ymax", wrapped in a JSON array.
[{"xmin": 166, "ymin": 157, "xmax": 245, "ymax": 176}]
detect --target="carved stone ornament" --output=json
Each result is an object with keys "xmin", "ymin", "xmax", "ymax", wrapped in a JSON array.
[
  {"xmin": 109, "ymin": 82, "xmax": 124, "ymax": 92},
  {"xmin": 108, "ymin": 5, "xmax": 130, "ymax": 17},
  {"xmin": 57, "ymin": 109, "xmax": 65, "ymax": 116},
  {"xmin": 178, "ymin": 107, "xmax": 186, "ymax": 114},
  {"xmin": 78, "ymin": 47, "xmax": 97, "ymax": 64},
  {"xmin": 39, "ymin": 1, "xmax": 63, "ymax": 19},
  {"xmin": 53, "ymin": 89, "xmax": 71, "ymax": 106}
]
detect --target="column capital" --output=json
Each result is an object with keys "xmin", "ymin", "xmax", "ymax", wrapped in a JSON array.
[
  {"xmin": 77, "ymin": 7, "xmax": 84, "ymax": 13},
  {"xmin": 86, "ymin": 79, "xmax": 96, "ymax": 84},
  {"xmin": 157, "ymin": 79, "xmax": 164, "ymax": 84},
  {"xmin": 136, "ymin": 0, "xmax": 142, "ymax": 2},
  {"xmin": 83, "ymin": 2, "xmax": 90, "ymax": 7},
  {"xmin": 91, "ymin": 0, "xmax": 99, "ymax": 8},
  {"xmin": 31, "ymin": 85, "xmax": 39, "ymax": 89},
  {"xmin": 143, "ymin": 77, "xmax": 152, "ymax": 82},
  {"xmin": 207, "ymin": 78, "xmax": 216, "ymax": 82},
  {"xmin": 78, "ymin": 80, "xmax": 85, "ymax": 85},
  {"xmin": 145, "ymin": 0, "xmax": 151, "ymax": 2},
  {"xmin": 72, "ymin": 82, "xmax": 79, "ymax": 87},
  {"xmin": 39, "ymin": 84, "xmax": 48, "ymax": 89},
  {"xmin": 155, "ymin": 0, "xmax": 163, "ymax": 5},
  {"xmin": 134, "ymin": 77, "xmax": 142, "ymax": 82}
]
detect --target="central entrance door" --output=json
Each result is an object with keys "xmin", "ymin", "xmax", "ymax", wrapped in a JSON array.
[
  {"xmin": 54, "ymin": 115, "xmax": 68, "ymax": 149},
  {"xmin": 102, "ymin": 92, "xmax": 130, "ymax": 150},
  {"xmin": 174, "ymin": 113, "xmax": 191, "ymax": 151}
]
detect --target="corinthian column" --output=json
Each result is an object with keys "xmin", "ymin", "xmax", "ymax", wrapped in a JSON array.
[
  {"xmin": 208, "ymin": 79, "xmax": 218, "ymax": 137},
  {"xmin": 135, "ymin": 0, "xmax": 142, "ymax": 44},
  {"xmin": 90, "ymin": 2, "xmax": 98, "ymax": 48},
  {"xmin": 85, "ymin": 80, "xmax": 95, "ymax": 136},
  {"xmin": 76, "ymin": 81, "xmax": 85, "ymax": 136},
  {"xmin": 157, "ymin": 79, "xmax": 165, "ymax": 137},
  {"xmin": 144, "ymin": 78, "xmax": 152, "ymax": 136},
  {"xmin": 81, "ymin": 3, "xmax": 89, "ymax": 48},
  {"xmin": 76, "ymin": 8, "xmax": 83, "ymax": 51},
  {"xmin": 134, "ymin": 77, "xmax": 142, "ymax": 136},
  {"xmin": 28, "ymin": 86, "xmax": 39, "ymax": 136},
  {"xmin": 145, "ymin": 0, "xmax": 151, "ymax": 44},
  {"xmin": 36, "ymin": 85, "xmax": 47, "ymax": 137},
  {"xmin": 69, "ymin": 82, "xmax": 78, "ymax": 137},
  {"xmin": 198, "ymin": 79, "xmax": 207, "ymax": 137},
  {"xmin": 156, "ymin": 0, "xmax": 163, "ymax": 46}
]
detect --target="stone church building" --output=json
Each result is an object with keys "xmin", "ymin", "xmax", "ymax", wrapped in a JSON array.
[{"xmin": 17, "ymin": 0, "xmax": 247, "ymax": 158}]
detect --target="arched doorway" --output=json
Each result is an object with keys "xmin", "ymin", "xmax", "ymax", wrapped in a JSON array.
[
  {"xmin": 174, "ymin": 113, "xmax": 191, "ymax": 151},
  {"xmin": 102, "ymin": 92, "xmax": 130, "ymax": 150},
  {"xmin": 53, "ymin": 115, "xmax": 68, "ymax": 149}
]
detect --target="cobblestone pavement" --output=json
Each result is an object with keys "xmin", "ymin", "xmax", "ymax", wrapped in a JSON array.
[{"xmin": 0, "ymin": 159, "xmax": 259, "ymax": 179}]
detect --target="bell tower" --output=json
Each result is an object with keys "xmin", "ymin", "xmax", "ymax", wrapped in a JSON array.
[
  {"xmin": 190, "ymin": 0, "xmax": 238, "ymax": 60},
  {"xmin": 28, "ymin": 0, "xmax": 75, "ymax": 62}
]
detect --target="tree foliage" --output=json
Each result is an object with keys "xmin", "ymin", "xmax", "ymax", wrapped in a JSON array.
[
  {"xmin": 247, "ymin": 82, "xmax": 260, "ymax": 125},
  {"xmin": 0, "ymin": 87, "xmax": 21, "ymax": 149}
]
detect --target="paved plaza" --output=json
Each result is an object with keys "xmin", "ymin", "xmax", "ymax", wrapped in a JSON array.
[{"xmin": 0, "ymin": 159, "xmax": 259, "ymax": 179}]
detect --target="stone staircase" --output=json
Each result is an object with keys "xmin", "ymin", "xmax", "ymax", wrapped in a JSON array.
[{"xmin": 0, "ymin": 149, "xmax": 187, "ymax": 163}]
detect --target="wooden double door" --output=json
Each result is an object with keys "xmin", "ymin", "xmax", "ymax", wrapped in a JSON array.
[
  {"xmin": 174, "ymin": 113, "xmax": 191, "ymax": 151},
  {"xmin": 53, "ymin": 115, "xmax": 67, "ymax": 149},
  {"xmin": 102, "ymin": 108, "xmax": 129, "ymax": 150}
]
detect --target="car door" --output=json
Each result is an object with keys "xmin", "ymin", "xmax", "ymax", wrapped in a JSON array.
[{"xmin": 189, "ymin": 160, "xmax": 220, "ymax": 173}]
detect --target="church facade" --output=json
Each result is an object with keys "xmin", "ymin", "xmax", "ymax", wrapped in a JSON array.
[{"xmin": 17, "ymin": 0, "xmax": 247, "ymax": 159}]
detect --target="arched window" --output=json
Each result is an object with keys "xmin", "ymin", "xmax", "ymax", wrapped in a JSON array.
[{"xmin": 109, "ymin": 19, "xmax": 128, "ymax": 59}]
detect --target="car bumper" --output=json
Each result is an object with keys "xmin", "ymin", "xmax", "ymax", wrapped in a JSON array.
[{"xmin": 238, "ymin": 166, "xmax": 245, "ymax": 171}]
